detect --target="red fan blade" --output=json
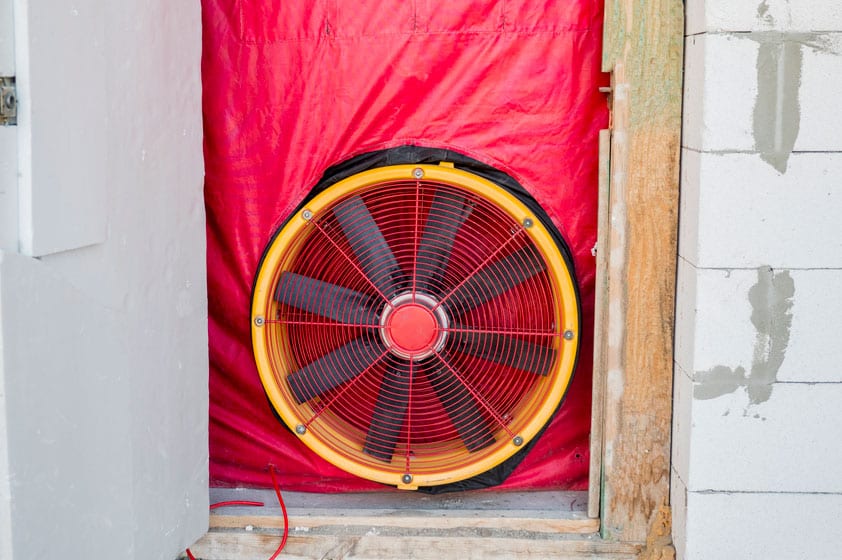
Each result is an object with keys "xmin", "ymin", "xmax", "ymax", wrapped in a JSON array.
[
  {"xmin": 287, "ymin": 337, "xmax": 382, "ymax": 403},
  {"xmin": 416, "ymin": 190, "xmax": 473, "ymax": 293},
  {"xmin": 446, "ymin": 246, "xmax": 545, "ymax": 315},
  {"xmin": 333, "ymin": 195, "xmax": 406, "ymax": 298},
  {"xmin": 275, "ymin": 272, "xmax": 379, "ymax": 325},
  {"xmin": 426, "ymin": 362, "xmax": 496, "ymax": 452},
  {"xmin": 452, "ymin": 329, "xmax": 554, "ymax": 376},
  {"xmin": 362, "ymin": 365, "xmax": 410, "ymax": 462}
]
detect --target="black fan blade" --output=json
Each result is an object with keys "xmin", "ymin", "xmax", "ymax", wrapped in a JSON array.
[
  {"xmin": 447, "ymin": 246, "xmax": 545, "ymax": 314},
  {"xmin": 275, "ymin": 272, "xmax": 379, "ymax": 325},
  {"xmin": 427, "ymin": 362, "xmax": 495, "ymax": 452},
  {"xmin": 287, "ymin": 338, "xmax": 382, "ymax": 403},
  {"xmin": 416, "ymin": 190, "xmax": 473, "ymax": 293},
  {"xmin": 452, "ymin": 329, "xmax": 554, "ymax": 376},
  {"xmin": 362, "ymin": 365, "xmax": 410, "ymax": 462},
  {"xmin": 334, "ymin": 195, "xmax": 405, "ymax": 298}
]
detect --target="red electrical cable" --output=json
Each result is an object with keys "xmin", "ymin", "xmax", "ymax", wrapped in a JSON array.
[
  {"xmin": 209, "ymin": 500, "xmax": 264, "ymax": 510},
  {"xmin": 268, "ymin": 466, "xmax": 290, "ymax": 560},
  {"xmin": 184, "ymin": 467, "xmax": 288, "ymax": 559}
]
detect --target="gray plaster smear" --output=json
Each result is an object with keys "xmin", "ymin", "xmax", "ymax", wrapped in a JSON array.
[
  {"xmin": 750, "ymin": 31, "xmax": 838, "ymax": 174},
  {"xmin": 756, "ymin": 1, "xmax": 773, "ymax": 26},
  {"xmin": 695, "ymin": 267, "xmax": 794, "ymax": 404},
  {"xmin": 752, "ymin": 35, "xmax": 802, "ymax": 174}
]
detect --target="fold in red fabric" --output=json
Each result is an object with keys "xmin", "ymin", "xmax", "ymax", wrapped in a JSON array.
[{"xmin": 202, "ymin": 0, "xmax": 607, "ymax": 491}]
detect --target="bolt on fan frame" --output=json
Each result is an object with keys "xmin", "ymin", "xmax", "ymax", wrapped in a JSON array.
[{"xmin": 252, "ymin": 162, "xmax": 579, "ymax": 490}]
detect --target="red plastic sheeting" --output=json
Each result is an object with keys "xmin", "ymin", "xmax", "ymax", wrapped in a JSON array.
[{"xmin": 203, "ymin": 0, "xmax": 608, "ymax": 491}]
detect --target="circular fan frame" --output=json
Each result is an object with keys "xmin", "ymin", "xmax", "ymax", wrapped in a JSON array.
[{"xmin": 252, "ymin": 163, "xmax": 579, "ymax": 489}]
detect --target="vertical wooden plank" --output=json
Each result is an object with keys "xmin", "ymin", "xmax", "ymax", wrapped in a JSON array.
[
  {"xmin": 599, "ymin": 0, "xmax": 684, "ymax": 543},
  {"xmin": 588, "ymin": 129, "xmax": 612, "ymax": 519}
]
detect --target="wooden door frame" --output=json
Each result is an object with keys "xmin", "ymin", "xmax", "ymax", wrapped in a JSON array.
[
  {"xmin": 188, "ymin": 1, "xmax": 684, "ymax": 557},
  {"xmin": 594, "ymin": 0, "xmax": 683, "ymax": 548}
]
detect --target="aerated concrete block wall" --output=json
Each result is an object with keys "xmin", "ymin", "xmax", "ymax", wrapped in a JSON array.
[{"xmin": 674, "ymin": 1, "xmax": 842, "ymax": 558}]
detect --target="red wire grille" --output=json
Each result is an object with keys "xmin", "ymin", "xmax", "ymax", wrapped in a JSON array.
[{"xmin": 260, "ymin": 177, "xmax": 568, "ymax": 481}]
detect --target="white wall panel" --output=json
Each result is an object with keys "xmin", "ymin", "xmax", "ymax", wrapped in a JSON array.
[
  {"xmin": 0, "ymin": 127, "xmax": 16, "ymax": 251},
  {"xmin": 0, "ymin": 0, "xmax": 16, "ymax": 252},
  {"xmin": 0, "ymin": 252, "xmax": 135, "ymax": 558},
  {"xmin": 15, "ymin": 0, "xmax": 107, "ymax": 256},
  {"xmin": 0, "ymin": 0, "xmax": 208, "ymax": 558},
  {"xmin": 0, "ymin": 0, "xmax": 13, "ymax": 74}
]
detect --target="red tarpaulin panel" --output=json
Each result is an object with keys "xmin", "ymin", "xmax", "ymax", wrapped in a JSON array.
[{"xmin": 203, "ymin": 0, "xmax": 607, "ymax": 491}]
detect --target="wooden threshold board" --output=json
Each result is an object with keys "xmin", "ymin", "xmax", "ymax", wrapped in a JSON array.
[
  {"xmin": 184, "ymin": 489, "xmax": 638, "ymax": 560},
  {"xmin": 208, "ymin": 488, "xmax": 598, "ymax": 533}
]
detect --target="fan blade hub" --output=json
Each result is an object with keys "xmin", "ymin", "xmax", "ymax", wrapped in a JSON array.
[
  {"xmin": 388, "ymin": 304, "xmax": 437, "ymax": 352},
  {"xmin": 379, "ymin": 292, "xmax": 449, "ymax": 361}
]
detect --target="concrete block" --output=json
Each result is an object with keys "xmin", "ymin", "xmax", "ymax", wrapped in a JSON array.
[
  {"xmin": 777, "ymin": 270, "xmax": 842, "ymax": 383},
  {"xmin": 682, "ymin": 34, "xmax": 758, "ymax": 152},
  {"xmin": 675, "ymin": 259, "xmax": 842, "ymax": 383},
  {"xmin": 687, "ymin": 0, "xmax": 842, "ymax": 34},
  {"xmin": 683, "ymin": 32, "xmax": 842, "ymax": 154},
  {"xmin": 670, "ymin": 468, "xmax": 688, "ymax": 560},
  {"xmin": 683, "ymin": 491, "xmax": 842, "ymax": 560},
  {"xmin": 795, "ymin": 34, "xmax": 842, "ymax": 151},
  {"xmin": 681, "ymin": 34, "xmax": 706, "ymax": 150},
  {"xmin": 680, "ymin": 265, "xmax": 842, "ymax": 384},
  {"xmin": 671, "ymin": 362, "xmax": 693, "ymax": 486},
  {"xmin": 673, "ymin": 257, "xmax": 700, "ymax": 377},
  {"xmin": 684, "ymin": 0, "xmax": 705, "ymax": 37},
  {"xmin": 681, "ymin": 267, "xmax": 758, "ymax": 377},
  {"xmin": 687, "ymin": 152, "xmax": 842, "ymax": 269},
  {"xmin": 685, "ymin": 383, "xmax": 842, "ymax": 493},
  {"xmin": 677, "ymin": 149, "xmax": 700, "ymax": 266}
]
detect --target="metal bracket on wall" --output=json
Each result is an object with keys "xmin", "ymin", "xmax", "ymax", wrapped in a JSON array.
[{"xmin": 0, "ymin": 77, "xmax": 17, "ymax": 126}]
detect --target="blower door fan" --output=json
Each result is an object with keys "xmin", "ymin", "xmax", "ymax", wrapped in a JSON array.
[{"xmin": 251, "ymin": 162, "xmax": 579, "ymax": 490}]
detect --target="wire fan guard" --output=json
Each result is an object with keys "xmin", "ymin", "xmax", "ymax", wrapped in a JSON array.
[{"xmin": 252, "ymin": 163, "xmax": 579, "ymax": 489}]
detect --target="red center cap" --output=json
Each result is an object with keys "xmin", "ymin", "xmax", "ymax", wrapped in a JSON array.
[{"xmin": 387, "ymin": 304, "xmax": 438, "ymax": 353}]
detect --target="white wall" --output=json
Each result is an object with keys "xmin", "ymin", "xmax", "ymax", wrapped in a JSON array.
[
  {"xmin": 0, "ymin": 1, "xmax": 208, "ymax": 559},
  {"xmin": 675, "ymin": 1, "xmax": 842, "ymax": 558},
  {"xmin": 0, "ymin": 0, "xmax": 17, "ymax": 252}
]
